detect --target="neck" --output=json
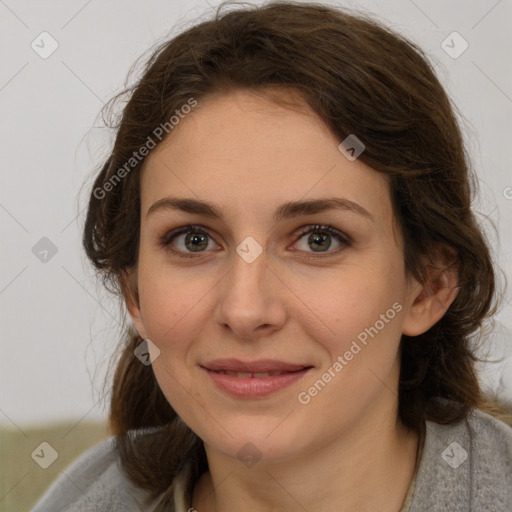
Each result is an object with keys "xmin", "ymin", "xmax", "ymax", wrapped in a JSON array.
[{"xmin": 191, "ymin": 398, "xmax": 420, "ymax": 512}]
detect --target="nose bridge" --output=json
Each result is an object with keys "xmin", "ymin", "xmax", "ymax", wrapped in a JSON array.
[{"xmin": 215, "ymin": 245, "xmax": 285, "ymax": 338}]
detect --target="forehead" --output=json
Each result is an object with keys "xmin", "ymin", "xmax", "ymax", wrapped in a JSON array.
[{"xmin": 139, "ymin": 89, "xmax": 392, "ymax": 228}]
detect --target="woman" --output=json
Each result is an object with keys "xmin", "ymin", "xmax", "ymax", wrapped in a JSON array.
[{"xmin": 32, "ymin": 2, "xmax": 512, "ymax": 511}]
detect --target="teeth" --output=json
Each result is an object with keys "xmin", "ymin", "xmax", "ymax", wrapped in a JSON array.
[{"xmin": 215, "ymin": 370, "xmax": 289, "ymax": 378}]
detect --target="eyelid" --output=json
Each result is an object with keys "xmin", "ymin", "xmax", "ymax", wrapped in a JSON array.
[
  {"xmin": 159, "ymin": 224, "xmax": 213, "ymax": 247},
  {"xmin": 293, "ymin": 224, "xmax": 352, "ymax": 244}
]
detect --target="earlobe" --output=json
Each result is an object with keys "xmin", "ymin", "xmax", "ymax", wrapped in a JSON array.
[
  {"xmin": 402, "ymin": 248, "xmax": 459, "ymax": 337},
  {"xmin": 120, "ymin": 267, "xmax": 148, "ymax": 339}
]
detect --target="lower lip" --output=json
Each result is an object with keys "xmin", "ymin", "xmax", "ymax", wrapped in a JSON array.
[{"xmin": 202, "ymin": 367, "xmax": 312, "ymax": 398}]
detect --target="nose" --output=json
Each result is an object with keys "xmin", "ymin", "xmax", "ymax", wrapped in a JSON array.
[{"xmin": 214, "ymin": 249, "xmax": 287, "ymax": 341}]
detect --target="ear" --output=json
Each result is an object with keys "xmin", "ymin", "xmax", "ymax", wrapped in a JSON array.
[
  {"xmin": 402, "ymin": 245, "xmax": 459, "ymax": 337},
  {"xmin": 120, "ymin": 266, "xmax": 149, "ymax": 340}
]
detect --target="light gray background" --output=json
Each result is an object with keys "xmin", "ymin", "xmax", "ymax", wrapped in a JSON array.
[{"xmin": 1, "ymin": 0, "xmax": 511, "ymax": 428}]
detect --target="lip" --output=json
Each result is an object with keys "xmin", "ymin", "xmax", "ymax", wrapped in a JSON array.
[
  {"xmin": 201, "ymin": 359, "xmax": 313, "ymax": 398},
  {"xmin": 202, "ymin": 358, "xmax": 310, "ymax": 373}
]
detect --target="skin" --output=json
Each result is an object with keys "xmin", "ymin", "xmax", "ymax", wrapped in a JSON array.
[{"xmin": 123, "ymin": 88, "xmax": 458, "ymax": 512}]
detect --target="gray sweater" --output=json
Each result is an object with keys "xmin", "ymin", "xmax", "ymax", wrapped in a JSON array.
[{"xmin": 31, "ymin": 408, "xmax": 512, "ymax": 511}]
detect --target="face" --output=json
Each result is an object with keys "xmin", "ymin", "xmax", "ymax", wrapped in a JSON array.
[{"xmin": 124, "ymin": 88, "xmax": 426, "ymax": 463}]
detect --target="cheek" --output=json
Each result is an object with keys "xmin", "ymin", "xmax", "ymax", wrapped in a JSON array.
[
  {"xmin": 297, "ymin": 276, "xmax": 406, "ymax": 404},
  {"xmin": 293, "ymin": 264, "xmax": 404, "ymax": 353},
  {"xmin": 136, "ymin": 261, "xmax": 210, "ymax": 353}
]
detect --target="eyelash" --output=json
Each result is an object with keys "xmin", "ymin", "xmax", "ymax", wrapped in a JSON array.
[{"xmin": 159, "ymin": 224, "xmax": 352, "ymax": 259}]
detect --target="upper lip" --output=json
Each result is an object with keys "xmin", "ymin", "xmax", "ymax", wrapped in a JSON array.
[{"xmin": 202, "ymin": 359, "xmax": 312, "ymax": 373}]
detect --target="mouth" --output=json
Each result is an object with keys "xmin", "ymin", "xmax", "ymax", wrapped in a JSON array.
[
  {"xmin": 208, "ymin": 369, "xmax": 303, "ymax": 378},
  {"xmin": 200, "ymin": 359, "xmax": 314, "ymax": 398},
  {"xmin": 202, "ymin": 358, "xmax": 312, "ymax": 373}
]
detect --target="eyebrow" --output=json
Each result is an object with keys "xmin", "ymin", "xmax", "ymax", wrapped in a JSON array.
[{"xmin": 146, "ymin": 196, "xmax": 373, "ymax": 222}]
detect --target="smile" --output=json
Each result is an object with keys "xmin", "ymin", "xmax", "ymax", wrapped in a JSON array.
[
  {"xmin": 211, "ymin": 370, "xmax": 296, "ymax": 378},
  {"xmin": 201, "ymin": 361, "xmax": 313, "ymax": 398}
]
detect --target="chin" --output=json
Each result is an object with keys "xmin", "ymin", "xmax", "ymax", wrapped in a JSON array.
[{"xmin": 200, "ymin": 420, "xmax": 311, "ymax": 465}]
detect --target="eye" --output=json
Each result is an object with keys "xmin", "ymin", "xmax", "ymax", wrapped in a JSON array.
[
  {"xmin": 159, "ymin": 225, "xmax": 219, "ymax": 257},
  {"xmin": 160, "ymin": 223, "xmax": 352, "ymax": 258},
  {"xmin": 292, "ymin": 224, "xmax": 352, "ymax": 256}
]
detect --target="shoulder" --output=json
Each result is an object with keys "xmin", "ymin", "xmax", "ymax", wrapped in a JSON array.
[
  {"xmin": 30, "ymin": 436, "xmax": 163, "ymax": 512},
  {"xmin": 410, "ymin": 407, "xmax": 512, "ymax": 512}
]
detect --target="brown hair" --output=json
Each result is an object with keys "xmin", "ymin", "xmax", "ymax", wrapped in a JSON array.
[{"xmin": 82, "ymin": 1, "xmax": 510, "ymax": 508}]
